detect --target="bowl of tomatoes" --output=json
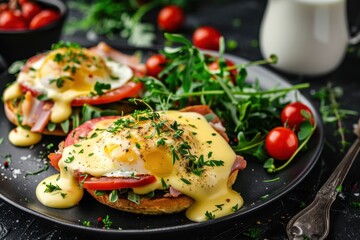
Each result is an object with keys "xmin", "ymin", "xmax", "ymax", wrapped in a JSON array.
[{"xmin": 0, "ymin": 0, "xmax": 67, "ymax": 66}]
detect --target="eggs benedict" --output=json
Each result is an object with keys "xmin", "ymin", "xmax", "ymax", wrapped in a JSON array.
[
  {"xmin": 3, "ymin": 42, "xmax": 144, "ymax": 146},
  {"xmin": 37, "ymin": 105, "xmax": 247, "ymax": 222}
]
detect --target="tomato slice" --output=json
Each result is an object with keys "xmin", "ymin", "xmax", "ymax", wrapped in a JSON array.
[
  {"xmin": 48, "ymin": 152, "xmax": 62, "ymax": 171},
  {"xmin": 64, "ymin": 116, "xmax": 120, "ymax": 147},
  {"xmin": 70, "ymin": 82, "xmax": 143, "ymax": 106},
  {"xmin": 79, "ymin": 175, "xmax": 157, "ymax": 190},
  {"xmin": 19, "ymin": 81, "xmax": 143, "ymax": 106}
]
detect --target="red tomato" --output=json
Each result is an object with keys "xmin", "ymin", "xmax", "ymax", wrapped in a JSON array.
[
  {"xmin": 0, "ymin": 10, "xmax": 26, "ymax": 30},
  {"xmin": 0, "ymin": 3, "xmax": 8, "ymax": 12},
  {"xmin": 157, "ymin": 5, "xmax": 184, "ymax": 32},
  {"xmin": 29, "ymin": 9, "xmax": 60, "ymax": 29},
  {"xmin": 145, "ymin": 54, "xmax": 167, "ymax": 77},
  {"xmin": 48, "ymin": 153, "xmax": 62, "ymax": 171},
  {"xmin": 265, "ymin": 127, "xmax": 299, "ymax": 160},
  {"xmin": 79, "ymin": 175, "xmax": 157, "ymax": 190},
  {"xmin": 281, "ymin": 102, "xmax": 314, "ymax": 130},
  {"xmin": 70, "ymin": 82, "xmax": 143, "ymax": 106},
  {"xmin": 21, "ymin": 2, "xmax": 42, "ymax": 23},
  {"xmin": 208, "ymin": 59, "xmax": 237, "ymax": 83},
  {"xmin": 192, "ymin": 26, "xmax": 222, "ymax": 50},
  {"xmin": 20, "ymin": 81, "xmax": 143, "ymax": 106}
]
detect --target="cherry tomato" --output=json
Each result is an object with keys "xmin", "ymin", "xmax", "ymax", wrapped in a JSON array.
[
  {"xmin": 208, "ymin": 58, "xmax": 237, "ymax": 83},
  {"xmin": 0, "ymin": 10, "xmax": 26, "ymax": 30},
  {"xmin": 21, "ymin": 2, "xmax": 42, "ymax": 23},
  {"xmin": 29, "ymin": 9, "xmax": 60, "ymax": 29},
  {"xmin": 192, "ymin": 26, "xmax": 222, "ymax": 50},
  {"xmin": 145, "ymin": 54, "xmax": 167, "ymax": 77},
  {"xmin": 281, "ymin": 102, "xmax": 314, "ymax": 131},
  {"xmin": 265, "ymin": 127, "xmax": 299, "ymax": 160},
  {"xmin": 0, "ymin": 3, "xmax": 8, "ymax": 12},
  {"xmin": 157, "ymin": 5, "xmax": 184, "ymax": 32}
]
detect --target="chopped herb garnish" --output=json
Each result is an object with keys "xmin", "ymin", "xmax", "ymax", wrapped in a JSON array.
[
  {"xmin": 161, "ymin": 178, "xmax": 168, "ymax": 189},
  {"xmin": 243, "ymin": 227, "xmax": 262, "ymax": 238},
  {"xmin": 336, "ymin": 185, "xmax": 343, "ymax": 192},
  {"xmin": 102, "ymin": 215, "xmax": 112, "ymax": 229},
  {"xmin": 180, "ymin": 178, "xmax": 191, "ymax": 185},
  {"xmin": 205, "ymin": 211, "xmax": 215, "ymax": 220},
  {"xmin": 215, "ymin": 204, "xmax": 224, "ymax": 210},
  {"xmin": 83, "ymin": 220, "xmax": 91, "ymax": 227},
  {"xmin": 65, "ymin": 155, "xmax": 75, "ymax": 163},
  {"xmin": 262, "ymin": 177, "xmax": 280, "ymax": 183},
  {"xmin": 25, "ymin": 163, "xmax": 49, "ymax": 177},
  {"xmin": 232, "ymin": 204, "xmax": 239, "ymax": 212},
  {"xmin": 44, "ymin": 182, "xmax": 62, "ymax": 193},
  {"xmin": 46, "ymin": 143, "xmax": 54, "ymax": 150},
  {"xmin": 350, "ymin": 202, "xmax": 360, "ymax": 208},
  {"xmin": 61, "ymin": 193, "xmax": 67, "ymax": 198},
  {"xmin": 94, "ymin": 81, "xmax": 111, "ymax": 95}
]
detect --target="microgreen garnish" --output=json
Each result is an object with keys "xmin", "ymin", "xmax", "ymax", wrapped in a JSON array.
[{"xmin": 139, "ymin": 33, "xmax": 314, "ymax": 172}]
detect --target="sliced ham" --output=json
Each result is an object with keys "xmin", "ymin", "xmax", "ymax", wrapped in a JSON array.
[
  {"xmin": 164, "ymin": 186, "xmax": 183, "ymax": 198},
  {"xmin": 232, "ymin": 155, "xmax": 247, "ymax": 172},
  {"xmin": 21, "ymin": 92, "xmax": 53, "ymax": 133},
  {"xmin": 90, "ymin": 42, "xmax": 146, "ymax": 75}
]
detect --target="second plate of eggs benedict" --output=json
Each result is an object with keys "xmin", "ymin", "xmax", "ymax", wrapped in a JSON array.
[{"xmin": 3, "ymin": 41, "xmax": 144, "ymax": 147}]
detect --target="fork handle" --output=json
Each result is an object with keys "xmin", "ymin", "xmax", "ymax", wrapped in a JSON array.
[{"xmin": 287, "ymin": 137, "xmax": 360, "ymax": 240}]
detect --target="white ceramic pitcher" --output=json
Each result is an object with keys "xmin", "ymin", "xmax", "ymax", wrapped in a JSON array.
[{"xmin": 260, "ymin": 0, "xmax": 359, "ymax": 76}]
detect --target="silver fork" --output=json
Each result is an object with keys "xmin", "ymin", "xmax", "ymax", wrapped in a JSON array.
[{"xmin": 286, "ymin": 119, "xmax": 360, "ymax": 240}]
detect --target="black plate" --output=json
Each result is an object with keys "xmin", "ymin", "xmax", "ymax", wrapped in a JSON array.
[{"xmin": 0, "ymin": 53, "xmax": 324, "ymax": 238}]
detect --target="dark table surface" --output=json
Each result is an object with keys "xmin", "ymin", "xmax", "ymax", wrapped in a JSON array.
[{"xmin": 1, "ymin": 0, "xmax": 360, "ymax": 239}]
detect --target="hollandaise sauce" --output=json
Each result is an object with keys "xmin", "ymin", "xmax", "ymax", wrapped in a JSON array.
[
  {"xmin": 36, "ymin": 110, "xmax": 244, "ymax": 222},
  {"xmin": 8, "ymin": 126, "xmax": 42, "ymax": 146}
]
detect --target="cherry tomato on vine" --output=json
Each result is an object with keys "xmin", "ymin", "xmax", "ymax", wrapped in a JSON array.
[
  {"xmin": 145, "ymin": 54, "xmax": 167, "ymax": 78},
  {"xmin": 265, "ymin": 127, "xmax": 298, "ymax": 160},
  {"xmin": 157, "ymin": 5, "xmax": 184, "ymax": 32},
  {"xmin": 208, "ymin": 59, "xmax": 237, "ymax": 83},
  {"xmin": 0, "ymin": 10, "xmax": 26, "ymax": 30},
  {"xmin": 281, "ymin": 102, "xmax": 314, "ymax": 131},
  {"xmin": 192, "ymin": 26, "xmax": 221, "ymax": 50},
  {"xmin": 29, "ymin": 9, "xmax": 60, "ymax": 29}
]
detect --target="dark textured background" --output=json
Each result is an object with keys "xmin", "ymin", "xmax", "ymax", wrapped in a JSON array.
[{"xmin": 1, "ymin": 0, "xmax": 360, "ymax": 239}]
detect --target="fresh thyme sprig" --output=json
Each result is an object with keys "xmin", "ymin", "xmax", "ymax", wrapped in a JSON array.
[{"xmin": 312, "ymin": 83, "xmax": 358, "ymax": 152}]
